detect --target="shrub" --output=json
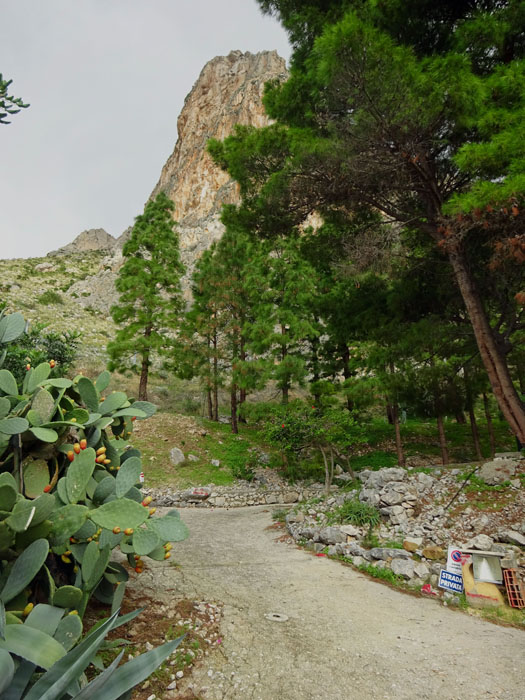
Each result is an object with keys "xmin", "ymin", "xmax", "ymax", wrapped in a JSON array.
[
  {"xmin": 327, "ymin": 499, "xmax": 380, "ymax": 528},
  {"xmin": 37, "ymin": 289, "xmax": 64, "ymax": 305}
]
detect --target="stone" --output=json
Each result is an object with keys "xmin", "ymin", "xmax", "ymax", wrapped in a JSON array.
[
  {"xmin": 352, "ymin": 555, "xmax": 366, "ymax": 567},
  {"xmin": 369, "ymin": 547, "xmax": 411, "ymax": 561},
  {"xmin": 422, "ymin": 545, "xmax": 445, "ymax": 560},
  {"xmin": 319, "ymin": 527, "xmax": 346, "ymax": 545},
  {"xmin": 478, "ymin": 459, "xmax": 518, "ymax": 485},
  {"xmin": 465, "ymin": 534, "xmax": 494, "ymax": 551},
  {"xmin": 403, "ymin": 537, "xmax": 423, "ymax": 552},
  {"xmin": 187, "ymin": 454, "xmax": 199, "ymax": 462},
  {"xmin": 211, "ymin": 459, "xmax": 220, "ymax": 467},
  {"xmin": 283, "ymin": 491, "xmax": 299, "ymax": 503},
  {"xmin": 380, "ymin": 489, "xmax": 405, "ymax": 506},
  {"xmin": 35, "ymin": 261, "xmax": 55, "ymax": 271},
  {"xmin": 497, "ymin": 530, "xmax": 525, "ymax": 547},
  {"xmin": 339, "ymin": 525, "xmax": 359, "ymax": 537},
  {"xmin": 413, "ymin": 562, "xmax": 431, "ymax": 579},
  {"xmin": 391, "ymin": 558, "xmax": 415, "ymax": 579},
  {"xmin": 169, "ymin": 448, "xmax": 185, "ymax": 466},
  {"xmin": 181, "ymin": 487, "xmax": 211, "ymax": 502}
]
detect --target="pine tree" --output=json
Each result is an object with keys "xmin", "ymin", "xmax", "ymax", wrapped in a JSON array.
[{"xmin": 108, "ymin": 192, "xmax": 185, "ymax": 400}]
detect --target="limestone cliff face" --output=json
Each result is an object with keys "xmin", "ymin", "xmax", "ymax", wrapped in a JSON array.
[
  {"xmin": 151, "ymin": 50, "xmax": 287, "ymax": 295},
  {"xmin": 64, "ymin": 50, "xmax": 287, "ymax": 311}
]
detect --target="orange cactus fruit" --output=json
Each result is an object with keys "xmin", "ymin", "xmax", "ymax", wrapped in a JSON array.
[
  {"xmin": 67, "ymin": 451, "xmax": 75, "ymax": 462},
  {"xmin": 26, "ymin": 364, "xmax": 31, "ymax": 371},
  {"xmin": 112, "ymin": 527, "xmax": 121, "ymax": 534},
  {"xmin": 164, "ymin": 543, "xmax": 173, "ymax": 551},
  {"xmin": 49, "ymin": 359, "xmax": 56, "ymax": 368},
  {"xmin": 134, "ymin": 566, "xmax": 143, "ymax": 574},
  {"xmin": 148, "ymin": 507, "xmax": 156, "ymax": 516},
  {"xmin": 164, "ymin": 552, "xmax": 171, "ymax": 560},
  {"xmin": 131, "ymin": 416, "xmax": 137, "ymax": 422},
  {"xmin": 79, "ymin": 438, "xmax": 87, "ymax": 450},
  {"xmin": 70, "ymin": 417, "xmax": 77, "ymax": 423},
  {"xmin": 124, "ymin": 528, "xmax": 134, "ymax": 536},
  {"xmin": 43, "ymin": 484, "xmax": 52, "ymax": 493},
  {"xmin": 103, "ymin": 458, "xmax": 111, "ymax": 465},
  {"xmin": 95, "ymin": 455, "xmax": 106, "ymax": 464},
  {"xmin": 142, "ymin": 496, "xmax": 152, "ymax": 507},
  {"xmin": 61, "ymin": 554, "xmax": 72, "ymax": 564},
  {"xmin": 96, "ymin": 446, "xmax": 106, "ymax": 456},
  {"xmin": 23, "ymin": 603, "xmax": 34, "ymax": 617},
  {"xmin": 74, "ymin": 443, "xmax": 81, "ymax": 454},
  {"xmin": 68, "ymin": 610, "xmax": 79, "ymax": 616}
]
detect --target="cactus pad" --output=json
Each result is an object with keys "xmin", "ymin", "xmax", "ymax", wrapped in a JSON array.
[
  {"xmin": 93, "ymin": 476, "xmax": 116, "ymax": 505},
  {"xmin": 53, "ymin": 586, "xmax": 83, "ymax": 610},
  {"xmin": 0, "ymin": 369, "xmax": 18, "ymax": 396},
  {"xmin": 31, "ymin": 388, "xmax": 56, "ymax": 423},
  {"xmin": 90, "ymin": 498, "xmax": 149, "ymax": 531},
  {"xmin": 115, "ymin": 456, "xmax": 142, "ymax": 498},
  {"xmin": 66, "ymin": 448, "xmax": 96, "ymax": 503},
  {"xmin": 0, "ymin": 538, "xmax": 49, "ymax": 603},
  {"xmin": 147, "ymin": 515, "xmax": 189, "ymax": 543},
  {"xmin": 132, "ymin": 528, "xmax": 161, "ymax": 556},
  {"xmin": 49, "ymin": 504, "xmax": 88, "ymax": 540},
  {"xmin": 98, "ymin": 392, "xmax": 128, "ymax": 415},
  {"xmin": 22, "ymin": 459, "xmax": 50, "ymax": 499},
  {"xmin": 77, "ymin": 377, "xmax": 99, "ymax": 412},
  {"xmin": 54, "ymin": 612, "xmax": 82, "ymax": 651},
  {"xmin": 0, "ymin": 484, "xmax": 17, "ymax": 511}
]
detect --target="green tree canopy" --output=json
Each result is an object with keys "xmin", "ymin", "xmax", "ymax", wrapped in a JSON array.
[{"xmin": 108, "ymin": 192, "xmax": 185, "ymax": 400}]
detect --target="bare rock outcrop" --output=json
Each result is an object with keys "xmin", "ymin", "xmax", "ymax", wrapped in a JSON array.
[
  {"xmin": 65, "ymin": 50, "xmax": 287, "ymax": 311},
  {"xmin": 151, "ymin": 49, "xmax": 287, "ymax": 297},
  {"xmin": 48, "ymin": 228, "xmax": 117, "ymax": 257}
]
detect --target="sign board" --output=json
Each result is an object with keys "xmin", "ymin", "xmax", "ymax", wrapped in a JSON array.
[
  {"xmin": 447, "ymin": 546, "xmax": 470, "ymax": 574},
  {"xmin": 139, "ymin": 471, "xmax": 145, "ymax": 483},
  {"xmin": 438, "ymin": 569, "xmax": 464, "ymax": 593}
]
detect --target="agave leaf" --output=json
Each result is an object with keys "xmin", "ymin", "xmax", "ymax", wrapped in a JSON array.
[
  {"xmin": 0, "ymin": 647, "xmax": 15, "ymax": 695},
  {"xmin": 71, "ymin": 649, "xmax": 124, "ymax": 700},
  {"xmin": 80, "ymin": 635, "xmax": 185, "ymax": 700},
  {"xmin": 23, "ymin": 612, "xmax": 119, "ymax": 700},
  {"xmin": 0, "ymin": 599, "xmax": 5, "ymax": 640},
  {"xmin": 2, "ymin": 658, "xmax": 35, "ymax": 700}
]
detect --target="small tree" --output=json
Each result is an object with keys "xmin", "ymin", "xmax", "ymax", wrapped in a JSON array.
[
  {"xmin": 0, "ymin": 72, "xmax": 29, "ymax": 124},
  {"xmin": 108, "ymin": 192, "xmax": 185, "ymax": 400}
]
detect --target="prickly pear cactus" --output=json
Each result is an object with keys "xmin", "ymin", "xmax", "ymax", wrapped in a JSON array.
[{"xmin": 0, "ymin": 310, "xmax": 188, "ymax": 639}]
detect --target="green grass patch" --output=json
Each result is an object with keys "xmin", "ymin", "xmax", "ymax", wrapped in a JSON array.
[{"xmin": 37, "ymin": 289, "xmax": 63, "ymax": 305}]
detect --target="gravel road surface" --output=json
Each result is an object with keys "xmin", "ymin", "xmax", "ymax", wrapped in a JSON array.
[{"xmin": 131, "ymin": 506, "xmax": 524, "ymax": 700}]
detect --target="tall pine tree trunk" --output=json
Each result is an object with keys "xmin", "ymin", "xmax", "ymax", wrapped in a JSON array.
[
  {"xmin": 464, "ymin": 366, "xmax": 483, "ymax": 460},
  {"xmin": 281, "ymin": 325, "xmax": 289, "ymax": 405},
  {"xmin": 231, "ymin": 384, "xmax": 238, "ymax": 434},
  {"xmin": 448, "ymin": 244, "xmax": 525, "ymax": 443},
  {"xmin": 387, "ymin": 363, "xmax": 405, "ymax": 466},
  {"xmin": 206, "ymin": 387, "xmax": 213, "ymax": 420},
  {"xmin": 239, "ymin": 336, "xmax": 247, "ymax": 423},
  {"xmin": 436, "ymin": 414, "xmax": 449, "ymax": 465},
  {"xmin": 483, "ymin": 392, "xmax": 496, "ymax": 458},
  {"xmin": 212, "ymin": 331, "xmax": 219, "ymax": 422},
  {"xmin": 341, "ymin": 344, "xmax": 354, "ymax": 412},
  {"xmin": 138, "ymin": 325, "xmax": 152, "ymax": 401}
]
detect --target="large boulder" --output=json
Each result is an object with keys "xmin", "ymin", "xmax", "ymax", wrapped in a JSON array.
[{"xmin": 479, "ymin": 459, "xmax": 519, "ymax": 485}]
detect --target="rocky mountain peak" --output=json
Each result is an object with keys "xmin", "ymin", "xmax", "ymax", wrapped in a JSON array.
[
  {"xmin": 48, "ymin": 228, "xmax": 117, "ymax": 257},
  {"xmin": 150, "ymin": 50, "xmax": 287, "ymax": 293}
]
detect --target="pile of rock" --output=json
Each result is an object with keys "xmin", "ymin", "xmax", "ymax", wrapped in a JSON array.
[{"xmin": 285, "ymin": 461, "xmax": 525, "ymax": 590}]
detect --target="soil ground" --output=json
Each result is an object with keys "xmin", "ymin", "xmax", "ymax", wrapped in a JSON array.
[{"xmin": 129, "ymin": 505, "xmax": 524, "ymax": 700}]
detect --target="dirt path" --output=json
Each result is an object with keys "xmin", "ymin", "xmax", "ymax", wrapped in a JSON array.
[{"xmin": 132, "ymin": 506, "xmax": 524, "ymax": 700}]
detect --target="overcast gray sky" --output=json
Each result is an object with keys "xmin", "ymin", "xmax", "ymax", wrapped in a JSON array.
[{"xmin": 0, "ymin": 1, "xmax": 290, "ymax": 259}]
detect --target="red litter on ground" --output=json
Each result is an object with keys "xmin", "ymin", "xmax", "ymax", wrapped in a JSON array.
[{"xmin": 315, "ymin": 553, "xmax": 327, "ymax": 557}]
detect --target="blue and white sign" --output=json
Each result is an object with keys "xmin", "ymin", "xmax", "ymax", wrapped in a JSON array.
[{"xmin": 438, "ymin": 568, "xmax": 464, "ymax": 593}]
